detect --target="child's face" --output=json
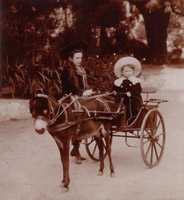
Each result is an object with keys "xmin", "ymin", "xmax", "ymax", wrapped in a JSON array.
[
  {"xmin": 121, "ymin": 65, "xmax": 134, "ymax": 78},
  {"xmin": 70, "ymin": 52, "xmax": 83, "ymax": 66}
]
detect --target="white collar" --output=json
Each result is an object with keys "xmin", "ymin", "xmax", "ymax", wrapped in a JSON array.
[{"xmin": 114, "ymin": 76, "xmax": 141, "ymax": 87}]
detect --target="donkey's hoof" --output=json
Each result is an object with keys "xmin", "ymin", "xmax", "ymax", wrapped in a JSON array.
[
  {"xmin": 75, "ymin": 158, "xmax": 82, "ymax": 164},
  {"xmin": 60, "ymin": 183, "xmax": 69, "ymax": 193},
  {"xmin": 98, "ymin": 171, "xmax": 103, "ymax": 176},
  {"xmin": 81, "ymin": 156, "xmax": 86, "ymax": 160},
  {"xmin": 61, "ymin": 187, "xmax": 69, "ymax": 193},
  {"xmin": 60, "ymin": 182, "xmax": 65, "ymax": 187},
  {"xmin": 110, "ymin": 172, "xmax": 115, "ymax": 178}
]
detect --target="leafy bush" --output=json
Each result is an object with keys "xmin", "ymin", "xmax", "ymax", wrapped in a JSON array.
[
  {"xmin": 2, "ymin": 47, "xmax": 63, "ymax": 98},
  {"xmin": 2, "ymin": 48, "xmax": 128, "ymax": 98},
  {"xmin": 84, "ymin": 54, "xmax": 124, "ymax": 93}
]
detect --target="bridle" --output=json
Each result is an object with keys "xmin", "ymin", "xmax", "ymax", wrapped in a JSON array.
[{"xmin": 35, "ymin": 93, "xmax": 77, "ymax": 126}]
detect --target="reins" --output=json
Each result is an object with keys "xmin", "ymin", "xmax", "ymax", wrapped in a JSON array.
[
  {"xmin": 78, "ymin": 92, "xmax": 115, "ymax": 100},
  {"xmin": 35, "ymin": 92, "xmax": 114, "ymax": 133},
  {"xmin": 52, "ymin": 92, "xmax": 114, "ymax": 125},
  {"xmin": 48, "ymin": 94, "xmax": 81, "ymax": 126}
]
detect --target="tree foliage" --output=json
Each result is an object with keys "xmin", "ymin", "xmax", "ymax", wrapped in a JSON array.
[
  {"xmin": 0, "ymin": 0, "xmax": 128, "ymax": 97},
  {"xmin": 65, "ymin": 0, "xmax": 125, "ymax": 54},
  {"xmin": 1, "ymin": 0, "xmax": 184, "ymax": 98},
  {"xmin": 1, "ymin": 0, "xmax": 65, "ymax": 97}
]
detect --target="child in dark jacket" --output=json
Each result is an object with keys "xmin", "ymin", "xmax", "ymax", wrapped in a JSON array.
[{"xmin": 112, "ymin": 56, "xmax": 142, "ymax": 123}]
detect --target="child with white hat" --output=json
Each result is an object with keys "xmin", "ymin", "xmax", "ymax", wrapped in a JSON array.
[{"xmin": 113, "ymin": 56, "xmax": 142, "ymax": 124}]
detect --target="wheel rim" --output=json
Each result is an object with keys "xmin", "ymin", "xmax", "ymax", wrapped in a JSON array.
[
  {"xmin": 85, "ymin": 136, "xmax": 112, "ymax": 161},
  {"xmin": 140, "ymin": 109, "xmax": 166, "ymax": 168}
]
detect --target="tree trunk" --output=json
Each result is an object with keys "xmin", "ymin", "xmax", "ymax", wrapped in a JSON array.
[
  {"xmin": 129, "ymin": 0, "xmax": 171, "ymax": 64},
  {"xmin": 99, "ymin": 25, "xmax": 108, "ymax": 55},
  {"xmin": 142, "ymin": 10, "xmax": 170, "ymax": 64}
]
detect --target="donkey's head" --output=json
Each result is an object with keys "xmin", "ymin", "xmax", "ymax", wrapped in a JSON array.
[{"xmin": 29, "ymin": 93, "xmax": 51, "ymax": 134}]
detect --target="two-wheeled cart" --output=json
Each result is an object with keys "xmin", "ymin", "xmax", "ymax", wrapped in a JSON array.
[{"xmin": 84, "ymin": 87, "xmax": 167, "ymax": 168}]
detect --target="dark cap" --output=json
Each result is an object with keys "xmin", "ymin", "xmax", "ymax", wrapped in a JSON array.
[{"xmin": 60, "ymin": 40, "xmax": 88, "ymax": 59}]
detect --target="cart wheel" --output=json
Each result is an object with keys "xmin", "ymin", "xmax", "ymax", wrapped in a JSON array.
[
  {"xmin": 85, "ymin": 136, "xmax": 112, "ymax": 161},
  {"xmin": 140, "ymin": 109, "xmax": 166, "ymax": 168}
]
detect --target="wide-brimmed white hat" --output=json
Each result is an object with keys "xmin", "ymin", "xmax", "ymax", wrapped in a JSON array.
[{"xmin": 114, "ymin": 56, "xmax": 141, "ymax": 78}]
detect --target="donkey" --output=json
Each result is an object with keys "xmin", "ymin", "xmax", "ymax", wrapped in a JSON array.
[{"xmin": 29, "ymin": 93, "xmax": 115, "ymax": 192}]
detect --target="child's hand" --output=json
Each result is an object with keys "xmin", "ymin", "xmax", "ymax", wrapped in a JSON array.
[
  {"xmin": 82, "ymin": 89, "xmax": 94, "ymax": 97},
  {"xmin": 126, "ymin": 92, "xmax": 131, "ymax": 97}
]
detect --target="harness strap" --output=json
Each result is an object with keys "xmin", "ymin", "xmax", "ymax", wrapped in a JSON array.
[
  {"xmin": 81, "ymin": 105, "xmax": 91, "ymax": 117},
  {"xmin": 35, "ymin": 93, "xmax": 49, "ymax": 98},
  {"xmin": 70, "ymin": 96, "xmax": 91, "ymax": 142},
  {"xmin": 48, "ymin": 92, "xmax": 113, "ymax": 126},
  {"xmin": 47, "ymin": 121, "xmax": 78, "ymax": 133},
  {"xmin": 61, "ymin": 103, "xmax": 69, "ymax": 123},
  {"xmin": 70, "ymin": 95, "xmax": 82, "ymax": 110},
  {"xmin": 77, "ymin": 92, "xmax": 114, "ymax": 100},
  {"xmin": 46, "ymin": 93, "xmax": 113, "ymax": 133},
  {"xmin": 47, "ymin": 96, "xmax": 77, "ymax": 126},
  {"xmin": 53, "ymin": 136, "xmax": 63, "ymax": 149},
  {"xmin": 96, "ymin": 97, "xmax": 111, "ymax": 112},
  {"xmin": 58, "ymin": 93, "xmax": 72, "ymax": 104},
  {"xmin": 47, "ymin": 115, "xmax": 113, "ymax": 133}
]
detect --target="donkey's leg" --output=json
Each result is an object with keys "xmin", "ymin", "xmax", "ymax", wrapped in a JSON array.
[
  {"xmin": 104, "ymin": 133, "xmax": 115, "ymax": 177},
  {"xmin": 71, "ymin": 140, "xmax": 86, "ymax": 164},
  {"xmin": 70, "ymin": 140, "xmax": 82, "ymax": 164},
  {"xmin": 95, "ymin": 137, "xmax": 105, "ymax": 176},
  {"xmin": 55, "ymin": 136, "xmax": 70, "ymax": 193}
]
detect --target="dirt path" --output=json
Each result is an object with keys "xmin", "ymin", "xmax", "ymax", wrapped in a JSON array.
[{"xmin": 0, "ymin": 66, "xmax": 184, "ymax": 200}]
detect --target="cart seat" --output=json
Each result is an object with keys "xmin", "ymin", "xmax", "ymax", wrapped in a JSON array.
[
  {"xmin": 141, "ymin": 86, "xmax": 157, "ymax": 100},
  {"xmin": 141, "ymin": 86, "xmax": 157, "ymax": 94}
]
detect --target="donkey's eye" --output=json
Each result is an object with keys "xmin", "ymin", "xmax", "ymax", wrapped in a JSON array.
[{"xmin": 43, "ymin": 109, "xmax": 48, "ymax": 114}]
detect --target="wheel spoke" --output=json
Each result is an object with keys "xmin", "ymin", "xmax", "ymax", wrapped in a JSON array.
[
  {"xmin": 143, "ymin": 138, "xmax": 150, "ymax": 145},
  {"xmin": 156, "ymin": 132, "xmax": 164, "ymax": 137},
  {"xmin": 153, "ymin": 142, "xmax": 159, "ymax": 160},
  {"xmin": 155, "ymin": 132, "xmax": 164, "ymax": 148},
  {"xmin": 153, "ymin": 119, "xmax": 161, "ymax": 135},
  {"xmin": 140, "ymin": 109, "xmax": 165, "ymax": 168},
  {"xmin": 144, "ymin": 129, "xmax": 151, "ymax": 137},
  {"xmin": 85, "ymin": 135, "xmax": 112, "ymax": 161},
  {"xmin": 87, "ymin": 137, "xmax": 95, "ymax": 145},
  {"xmin": 143, "ymin": 129, "xmax": 153, "ymax": 140},
  {"xmin": 150, "ymin": 142, "xmax": 153, "ymax": 165},
  {"xmin": 92, "ymin": 142, "xmax": 98, "ymax": 156},
  {"xmin": 145, "ymin": 141, "xmax": 151, "ymax": 158},
  {"xmin": 155, "ymin": 140, "xmax": 163, "ymax": 149}
]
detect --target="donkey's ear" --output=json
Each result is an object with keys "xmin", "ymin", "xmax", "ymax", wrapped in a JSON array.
[{"xmin": 35, "ymin": 88, "xmax": 44, "ymax": 95}]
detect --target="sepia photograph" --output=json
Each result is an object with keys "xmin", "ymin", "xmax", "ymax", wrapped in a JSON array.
[{"xmin": 0, "ymin": 0, "xmax": 184, "ymax": 199}]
